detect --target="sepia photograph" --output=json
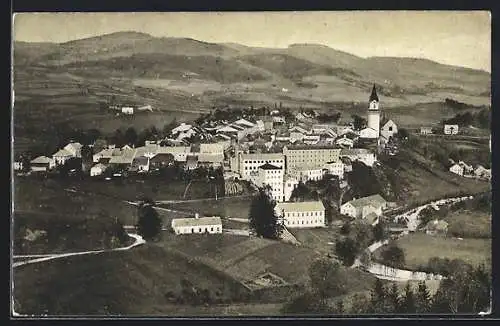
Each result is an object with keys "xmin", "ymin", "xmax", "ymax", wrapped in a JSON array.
[{"xmin": 11, "ymin": 11, "xmax": 492, "ymax": 317}]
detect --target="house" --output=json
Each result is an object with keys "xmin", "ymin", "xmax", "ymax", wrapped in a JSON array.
[
  {"xmin": 52, "ymin": 148, "xmax": 73, "ymax": 166},
  {"xmin": 335, "ymin": 136, "xmax": 354, "ymax": 149},
  {"xmin": 30, "ymin": 156, "xmax": 55, "ymax": 172},
  {"xmin": 149, "ymin": 153, "xmax": 175, "ymax": 169},
  {"xmin": 257, "ymin": 163, "xmax": 284, "ymax": 202},
  {"xmin": 458, "ymin": 161, "xmax": 474, "ymax": 175},
  {"xmin": 199, "ymin": 143, "xmax": 225, "ymax": 155},
  {"xmin": 156, "ymin": 146, "xmax": 191, "ymax": 162},
  {"xmin": 131, "ymin": 156, "xmax": 150, "ymax": 172},
  {"xmin": 64, "ymin": 142, "xmax": 83, "ymax": 158},
  {"xmin": 92, "ymin": 148, "xmax": 122, "ymax": 163},
  {"xmin": 172, "ymin": 123, "xmax": 193, "ymax": 136},
  {"xmin": 420, "ymin": 127, "xmax": 433, "ymax": 135},
  {"xmin": 380, "ymin": 120, "xmax": 398, "ymax": 140},
  {"xmin": 237, "ymin": 152, "xmax": 285, "ymax": 182},
  {"xmin": 474, "ymin": 165, "xmax": 491, "ymax": 180},
  {"xmin": 323, "ymin": 161, "xmax": 345, "ymax": 179},
  {"xmin": 303, "ymin": 134, "xmax": 321, "ymax": 145},
  {"xmin": 90, "ymin": 163, "xmax": 108, "ymax": 177},
  {"xmin": 197, "ymin": 153, "xmax": 224, "ymax": 168},
  {"xmin": 359, "ymin": 127, "xmax": 379, "ymax": 139},
  {"xmin": 108, "ymin": 148, "xmax": 136, "ymax": 168},
  {"xmin": 272, "ymin": 116, "xmax": 286, "ymax": 124},
  {"xmin": 449, "ymin": 163, "xmax": 464, "ymax": 176},
  {"xmin": 424, "ymin": 219, "xmax": 448, "ymax": 236},
  {"xmin": 336, "ymin": 125, "xmax": 355, "ymax": 137},
  {"xmin": 171, "ymin": 214, "xmax": 223, "ymax": 235},
  {"xmin": 444, "ymin": 124, "xmax": 459, "ymax": 135},
  {"xmin": 340, "ymin": 194, "xmax": 387, "ymax": 219},
  {"xmin": 275, "ymin": 201, "xmax": 326, "ymax": 228},
  {"xmin": 185, "ymin": 155, "xmax": 199, "ymax": 170},
  {"xmin": 340, "ymin": 148, "xmax": 377, "ymax": 167},
  {"xmin": 233, "ymin": 118, "xmax": 255, "ymax": 128},
  {"xmin": 293, "ymin": 166, "xmax": 325, "ymax": 182},
  {"xmin": 121, "ymin": 107, "xmax": 134, "ymax": 115},
  {"xmin": 290, "ymin": 125, "xmax": 309, "ymax": 135},
  {"xmin": 13, "ymin": 161, "xmax": 23, "ymax": 171}
]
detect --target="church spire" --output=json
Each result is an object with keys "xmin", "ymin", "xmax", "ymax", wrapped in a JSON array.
[{"xmin": 369, "ymin": 84, "xmax": 379, "ymax": 102}]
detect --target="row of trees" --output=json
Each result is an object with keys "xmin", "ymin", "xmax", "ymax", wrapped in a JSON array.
[
  {"xmin": 441, "ymin": 109, "xmax": 490, "ymax": 129},
  {"xmin": 283, "ymin": 258, "xmax": 491, "ymax": 314}
]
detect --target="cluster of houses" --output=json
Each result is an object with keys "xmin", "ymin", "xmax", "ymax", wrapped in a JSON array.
[
  {"xmin": 449, "ymin": 160, "xmax": 491, "ymax": 181},
  {"xmin": 108, "ymin": 104, "xmax": 153, "ymax": 115},
  {"xmin": 20, "ymin": 84, "xmax": 403, "ymax": 234}
]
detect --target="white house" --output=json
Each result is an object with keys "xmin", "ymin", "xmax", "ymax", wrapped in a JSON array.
[
  {"xmin": 359, "ymin": 127, "xmax": 379, "ymax": 139},
  {"xmin": 30, "ymin": 156, "xmax": 55, "ymax": 172},
  {"xmin": 449, "ymin": 163, "xmax": 465, "ymax": 176},
  {"xmin": 303, "ymin": 134, "xmax": 321, "ymax": 145},
  {"xmin": 121, "ymin": 107, "xmax": 134, "ymax": 115},
  {"xmin": 90, "ymin": 163, "xmax": 108, "ymax": 176},
  {"xmin": 296, "ymin": 167, "xmax": 324, "ymax": 182},
  {"xmin": 335, "ymin": 136, "xmax": 354, "ymax": 149},
  {"xmin": 340, "ymin": 194, "xmax": 387, "ymax": 219},
  {"xmin": 420, "ymin": 126, "xmax": 433, "ymax": 135},
  {"xmin": 323, "ymin": 161, "xmax": 345, "ymax": 179},
  {"xmin": 52, "ymin": 149, "xmax": 73, "ymax": 166},
  {"xmin": 380, "ymin": 120, "xmax": 398, "ymax": 140},
  {"xmin": 290, "ymin": 131, "xmax": 306, "ymax": 143},
  {"xmin": 257, "ymin": 163, "xmax": 284, "ymax": 202},
  {"xmin": 156, "ymin": 146, "xmax": 191, "ymax": 162},
  {"xmin": 275, "ymin": 201, "xmax": 326, "ymax": 228},
  {"xmin": 64, "ymin": 142, "xmax": 83, "ymax": 158},
  {"xmin": 444, "ymin": 124, "xmax": 459, "ymax": 135},
  {"xmin": 474, "ymin": 165, "xmax": 491, "ymax": 180},
  {"xmin": 171, "ymin": 214, "xmax": 223, "ymax": 235}
]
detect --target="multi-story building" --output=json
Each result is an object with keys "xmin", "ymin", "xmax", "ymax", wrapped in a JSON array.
[
  {"xmin": 323, "ymin": 161, "xmax": 345, "ymax": 179},
  {"xmin": 275, "ymin": 201, "xmax": 326, "ymax": 228},
  {"xmin": 237, "ymin": 152, "xmax": 285, "ymax": 182},
  {"xmin": 256, "ymin": 163, "xmax": 284, "ymax": 202},
  {"xmin": 340, "ymin": 194, "xmax": 387, "ymax": 219},
  {"xmin": 283, "ymin": 145, "xmax": 342, "ymax": 174},
  {"xmin": 339, "ymin": 148, "xmax": 377, "ymax": 167},
  {"xmin": 171, "ymin": 214, "xmax": 223, "ymax": 235}
]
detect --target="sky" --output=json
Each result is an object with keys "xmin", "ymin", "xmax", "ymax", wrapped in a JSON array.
[{"xmin": 13, "ymin": 11, "xmax": 491, "ymax": 72}]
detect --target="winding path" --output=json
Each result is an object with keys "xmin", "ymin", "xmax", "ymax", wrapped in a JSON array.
[
  {"xmin": 352, "ymin": 194, "xmax": 475, "ymax": 282},
  {"xmin": 12, "ymin": 233, "xmax": 145, "ymax": 268}
]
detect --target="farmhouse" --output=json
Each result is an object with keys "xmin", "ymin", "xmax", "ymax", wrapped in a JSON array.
[
  {"xmin": 52, "ymin": 148, "xmax": 73, "ymax": 166},
  {"xmin": 449, "ymin": 163, "xmax": 464, "ymax": 176},
  {"xmin": 323, "ymin": 161, "xmax": 345, "ymax": 179},
  {"xmin": 156, "ymin": 146, "xmax": 191, "ymax": 162},
  {"xmin": 444, "ymin": 124, "xmax": 459, "ymax": 135},
  {"xmin": 64, "ymin": 142, "xmax": 83, "ymax": 158},
  {"xmin": 340, "ymin": 194, "xmax": 387, "ymax": 219},
  {"xmin": 131, "ymin": 156, "xmax": 150, "ymax": 172},
  {"xmin": 121, "ymin": 107, "xmax": 134, "ymax": 115},
  {"xmin": 420, "ymin": 126, "xmax": 433, "ymax": 135},
  {"xmin": 474, "ymin": 165, "xmax": 491, "ymax": 180},
  {"xmin": 92, "ymin": 148, "xmax": 122, "ymax": 163},
  {"xmin": 30, "ymin": 156, "xmax": 55, "ymax": 172},
  {"xmin": 335, "ymin": 136, "xmax": 355, "ymax": 149},
  {"xmin": 90, "ymin": 163, "xmax": 108, "ymax": 177},
  {"xmin": 171, "ymin": 214, "xmax": 222, "ymax": 235},
  {"xmin": 149, "ymin": 153, "xmax": 174, "ymax": 169},
  {"xmin": 359, "ymin": 127, "xmax": 379, "ymax": 139},
  {"xmin": 424, "ymin": 219, "xmax": 449, "ymax": 236},
  {"xmin": 275, "ymin": 201, "xmax": 326, "ymax": 228},
  {"xmin": 380, "ymin": 119, "xmax": 398, "ymax": 140}
]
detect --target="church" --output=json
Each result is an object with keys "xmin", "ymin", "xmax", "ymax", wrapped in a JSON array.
[{"xmin": 358, "ymin": 84, "xmax": 399, "ymax": 148}]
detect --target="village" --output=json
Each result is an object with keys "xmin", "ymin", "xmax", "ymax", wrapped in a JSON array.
[{"xmin": 14, "ymin": 85, "xmax": 490, "ymax": 238}]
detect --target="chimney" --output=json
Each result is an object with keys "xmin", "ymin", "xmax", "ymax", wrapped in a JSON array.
[{"xmin": 195, "ymin": 213, "xmax": 199, "ymax": 219}]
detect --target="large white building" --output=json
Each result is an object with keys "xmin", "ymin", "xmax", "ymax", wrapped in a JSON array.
[
  {"xmin": 283, "ymin": 145, "xmax": 341, "ymax": 174},
  {"xmin": 257, "ymin": 163, "xmax": 284, "ymax": 202},
  {"xmin": 275, "ymin": 201, "xmax": 326, "ymax": 228},
  {"xmin": 171, "ymin": 214, "xmax": 223, "ymax": 235},
  {"xmin": 235, "ymin": 152, "xmax": 285, "ymax": 182},
  {"xmin": 323, "ymin": 161, "xmax": 345, "ymax": 179}
]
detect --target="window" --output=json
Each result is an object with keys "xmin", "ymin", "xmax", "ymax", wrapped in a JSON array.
[
  {"xmin": 191, "ymin": 228, "xmax": 194, "ymax": 233},
  {"xmin": 211, "ymin": 227, "xmax": 214, "ymax": 231},
  {"xmin": 199, "ymin": 228, "xmax": 202, "ymax": 232},
  {"xmin": 388, "ymin": 126, "xmax": 393, "ymax": 131}
]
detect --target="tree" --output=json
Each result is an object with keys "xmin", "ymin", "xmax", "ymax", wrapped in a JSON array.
[
  {"xmin": 124, "ymin": 127, "xmax": 138, "ymax": 146},
  {"xmin": 415, "ymin": 281, "xmax": 432, "ymax": 313},
  {"xmin": 373, "ymin": 220, "xmax": 387, "ymax": 242},
  {"xmin": 381, "ymin": 243, "xmax": 405, "ymax": 269},
  {"xmin": 81, "ymin": 144, "xmax": 93, "ymax": 161},
  {"xmin": 335, "ymin": 237, "xmax": 359, "ymax": 266},
  {"xmin": 281, "ymin": 291, "xmax": 327, "ymax": 314},
  {"xmin": 289, "ymin": 181, "xmax": 311, "ymax": 201},
  {"xmin": 387, "ymin": 282, "xmax": 401, "ymax": 312},
  {"xmin": 400, "ymin": 282, "xmax": 416, "ymax": 313},
  {"xmin": 351, "ymin": 114, "xmax": 367, "ymax": 130},
  {"xmin": 370, "ymin": 279, "xmax": 392, "ymax": 313},
  {"xmin": 248, "ymin": 188, "xmax": 283, "ymax": 240},
  {"xmin": 136, "ymin": 199, "xmax": 162, "ymax": 241},
  {"xmin": 309, "ymin": 258, "xmax": 347, "ymax": 303},
  {"xmin": 351, "ymin": 222, "xmax": 375, "ymax": 250},
  {"xmin": 397, "ymin": 128, "xmax": 410, "ymax": 140}
]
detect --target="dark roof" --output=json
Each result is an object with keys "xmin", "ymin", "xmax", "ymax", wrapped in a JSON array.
[
  {"xmin": 259, "ymin": 163, "xmax": 282, "ymax": 170},
  {"xmin": 369, "ymin": 84, "xmax": 379, "ymax": 102}
]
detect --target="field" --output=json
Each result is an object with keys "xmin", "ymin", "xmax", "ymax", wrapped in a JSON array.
[
  {"xmin": 445, "ymin": 210, "xmax": 491, "ymax": 239},
  {"xmin": 289, "ymin": 227, "xmax": 340, "ymax": 255},
  {"xmin": 165, "ymin": 196, "xmax": 254, "ymax": 220},
  {"xmin": 374, "ymin": 233, "xmax": 491, "ymax": 271}
]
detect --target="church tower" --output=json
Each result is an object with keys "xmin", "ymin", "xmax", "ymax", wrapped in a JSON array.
[{"xmin": 367, "ymin": 84, "xmax": 381, "ymax": 137}]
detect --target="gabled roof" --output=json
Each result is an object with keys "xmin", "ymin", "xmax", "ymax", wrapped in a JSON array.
[
  {"xmin": 172, "ymin": 216, "xmax": 222, "ymax": 227},
  {"xmin": 31, "ymin": 156, "xmax": 52, "ymax": 164},
  {"xmin": 91, "ymin": 163, "xmax": 108, "ymax": 170},
  {"xmin": 259, "ymin": 163, "xmax": 282, "ymax": 170},
  {"xmin": 345, "ymin": 194, "xmax": 387, "ymax": 209},
  {"xmin": 275, "ymin": 200, "xmax": 325, "ymax": 213},
  {"xmin": 53, "ymin": 149, "xmax": 72, "ymax": 157}
]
